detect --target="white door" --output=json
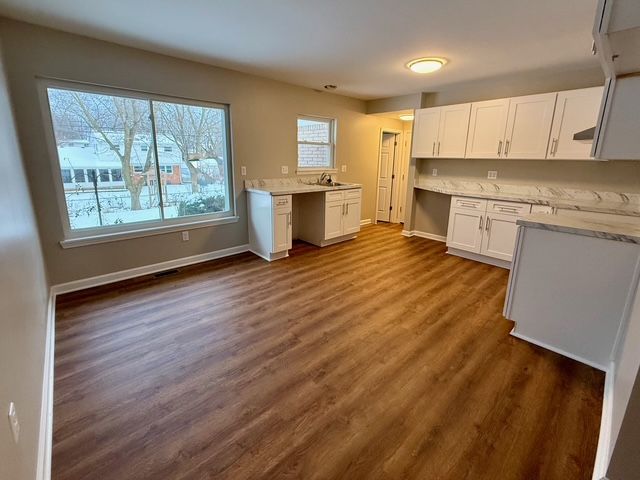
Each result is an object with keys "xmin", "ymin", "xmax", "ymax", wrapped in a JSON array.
[
  {"xmin": 411, "ymin": 107, "xmax": 440, "ymax": 157},
  {"xmin": 480, "ymin": 212, "xmax": 519, "ymax": 261},
  {"xmin": 377, "ymin": 133, "xmax": 397, "ymax": 222},
  {"xmin": 446, "ymin": 209, "xmax": 484, "ymax": 254},
  {"xmin": 324, "ymin": 201, "xmax": 344, "ymax": 240},
  {"xmin": 465, "ymin": 99, "xmax": 510, "ymax": 158},
  {"xmin": 437, "ymin": 103, "xmax": 471, "ymax": 158},
  {"xmin": 397, "ymin": 129, "xmax": 411, "ymax": 223},
  {"xmin": 273, "ymin": 209, "xmax": 291, "ymax": 253},
  {"xmin": 503, "ymin": 93, "xmax": 556, "ymax": 159},
  {"xmin": 343, "ymin": 198, "xmax": 361, "ymax": 235},
  {"xmin": 548, "ymin": 86, "xmax": 604, "ymax": 160}
]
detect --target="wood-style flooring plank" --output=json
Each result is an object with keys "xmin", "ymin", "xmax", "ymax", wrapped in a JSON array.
[{"xmin": 53, "ymin": 224, "xmax": 604, "ymax": 480}]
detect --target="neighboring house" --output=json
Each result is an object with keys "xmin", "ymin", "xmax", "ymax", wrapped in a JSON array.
[{"xmin": 57, "ymin": 135, "xmax": 185, "ymax": 190}]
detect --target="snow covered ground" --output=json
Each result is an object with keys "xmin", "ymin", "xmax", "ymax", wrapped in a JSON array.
[{"xmin": 64, "ymin": 184, "xmax": 226, "ymax": 229}]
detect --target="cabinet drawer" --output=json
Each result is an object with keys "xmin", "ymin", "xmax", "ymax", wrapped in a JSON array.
[
  {"xmin": 344, "ymin": 188, "xmax": 362, "ymax": 199},
  {"xmin": 272, "ymin": 195, "xmax": 291, "ymax": 209},
  {"xmin": 530, "ymin": 204, "xmax": 554, "ymax": 214},
  {"xmin": 451, "ymin": 196, "xmax": 487, "ymax": 212},
  {"xmin": 325, "ymin": 191, "xmax": 345, "ymax": 203},
  {"xmin": 487, "ymin": 200, "xmax": 530, "ymax": 216}
]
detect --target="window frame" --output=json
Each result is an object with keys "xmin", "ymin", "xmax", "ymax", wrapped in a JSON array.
[
  {"xmin": 296, "ymin": 115, "xmax": 337, "ymax": 174},
  {"xmin": 39, "ymin": 79, "xmax": 238, "ymax": 248}
]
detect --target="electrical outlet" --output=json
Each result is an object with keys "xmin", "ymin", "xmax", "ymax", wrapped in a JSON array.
[
  {"xmin": 241, "ymin": 166, "xmax": 246, "ymax": 176},
  {"xmin": 181, "ymin": 231, "xmax": 189, "ymax": 242},
  {"xmin": 432, "ymin": 168, "xmax": 438, "ymax": 177},
  {"xmin": 341, "ymin": 165, "xmax": 347, "ymax": 173},
  {"xmin": 281, "ymin": 166, "xmax": 288, "ymax": 174},
  {"xmin": 8, "ymin": 402, "xmax": 19, "ymax": 444},
  {"xmin": 487, "ymin": 170, "xmax": 498, "ymax": 180}
]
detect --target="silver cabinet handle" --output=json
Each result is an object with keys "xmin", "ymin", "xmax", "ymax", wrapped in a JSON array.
[
  {"xmin": 504, "ymin": 140, "xmax": 510, "ymax": 156},
  {"xmin": 437, "ymin": 142, "xmax": 441, "ymax": 156},
  {"xmin": 432, "ymin": 142, "xmax": 436, "ymax": 156},
  {"xmin": 287, "ymin": 212, "xmax": 291, "ymax": 226},
  {"xmin": 486, "ymin": 217, "xmax": 491, "ymax": 231},
  {"xmin": 346, "ymin": 203, "xmax": 349, "ymax": 215},
  {"xmin": 498, "ymin": 140, "xmax": 503, "ymax": 156},
  {"xmin": 551, "ymin": 138, "xmax": 559, "ymax": 156},
  {"xmin": 479, "ymin": 215, "xmax": 483, "ymax": 230}
]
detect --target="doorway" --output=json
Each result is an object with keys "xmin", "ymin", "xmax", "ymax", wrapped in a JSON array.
[{"xmin": 376, "ymin": 131, "xmax": 401, "ymax": 223}]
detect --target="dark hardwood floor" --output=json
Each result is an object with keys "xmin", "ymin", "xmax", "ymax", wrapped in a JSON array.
[{"xmin": 53, "ymin": 224, "xmax": 604, "ymax": 480}]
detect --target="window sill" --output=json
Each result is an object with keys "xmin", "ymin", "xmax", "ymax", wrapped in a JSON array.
[
  {"xmin": 296, "ymin": 168, "xmax": 338, "ymax": 175},
  {"xmin": 60, "ymin": 215, "xmax": 240, "ymax": 249}
]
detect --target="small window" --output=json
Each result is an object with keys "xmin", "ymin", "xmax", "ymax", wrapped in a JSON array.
[
  {"xmin": 297, "ymin": 116, "xmax": 335, "ymax": 170},
  {"xmin": 99, "ymin": 169, "xmax": 110, "ymax": 182},
  {"xmin": 111, "ymin": 169, "xmax": 122, "ymax": 181},
  {"xmin": 160, "ymin": 165, "xmax": 173, "ymax": 174},
  {"xmin": 133, "ymin": 165, "xmax": 144, "ymax": 174},
  {"xmin": 61, "ymin": 169, "xmax": 72, "ymax": 183},
  {"xmin": 140, "ymin": 145, "xmax": 148, "ymax": 152},
  {"xmin": 163, "ymin": 146, "xmax": 172, "ymax": 153}
]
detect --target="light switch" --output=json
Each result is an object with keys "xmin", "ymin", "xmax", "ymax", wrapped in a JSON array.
[
  {"xmin": 281, "ymin": 166, "xmax": 288, "ymax": 174},
  {"xmin": 241, "ymin": 166, "xmax": 247, "ymax": 176},
  {"xmin": 487, "ymin": 170, "xmax": 498, "ymax": 180},
  {"xmin": 432, "ymin": 168, "xmax": 438, "ymax": 177},
  {"xmin": 181, "ymin": 231, "xmax": 189, "ymax": 242},
  {"xmin": 341, "ymin": 165, "xmax": 347, "ymax": 173}
]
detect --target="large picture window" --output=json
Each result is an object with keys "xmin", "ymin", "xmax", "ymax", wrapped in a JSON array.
[{"xmin": 45, "ymin": 83, "xmax": 234, "ymax": 242}]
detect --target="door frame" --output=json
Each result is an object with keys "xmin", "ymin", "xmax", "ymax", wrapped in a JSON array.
[{"xmin": 374, "ymin": 128, "xmax": 402, "ymax": 224}]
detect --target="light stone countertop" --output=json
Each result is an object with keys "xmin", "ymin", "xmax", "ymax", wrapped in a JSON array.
[
  {"xmin": 517, "ymin": 213, "xmax": 640, "ymax": 244},
  {"xmin": 414, "ymin": 178, "xmax": 640, "ymax": 217},
  {"xmin": 245, "ymin": 177, "xmax": 362, "ymax": 196}
]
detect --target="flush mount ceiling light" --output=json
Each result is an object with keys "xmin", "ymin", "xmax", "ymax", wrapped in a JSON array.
[
  {"xmin": 406, "ymin": 57, "xmax": 447, "ymax": 74},
  {"xmin": 399, "ymin": 114, "xmax": 414, "ymax": 121}
]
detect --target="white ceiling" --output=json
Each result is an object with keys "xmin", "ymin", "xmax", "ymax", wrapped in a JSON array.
[{"xmin": 0, "ymin": 0, "xmax": 600, "ymax": 99}]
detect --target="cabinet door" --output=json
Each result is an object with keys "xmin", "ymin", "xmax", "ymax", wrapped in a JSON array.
[
  {"xmin": 324, "ymin": 201, "xmax": 344, "ymax": 240},
  {"xmin": 437, "ymin": 103, "xmax": 471, "ymax": 158},
  {"xmin": 273, "ymin": 209, "xmax": 291, "ymax": 253},
  {"xmin": 503, "ymin": 93, "xmax": 556, "ymax": 159},
  {"xmin": 343, "ymin": 198, "xmax": 361, "ymax": 235},
  {"xmin": 465, "ymin": 99, "xmax": 510, "ymax": 158},
  {"xmin": 548, "ymin": 86, "xmax": 604, "ymax": 160},
  {"xmin": 411, "ymin": 107, "xmax": 440, "ymax": 158},
  {"xmin": 480, "ymin": 212, "xmax": 519, "ymax": 261},
  {"xmin": 446, "ymin": 208, "xmax": 484, "ymax": 254}
]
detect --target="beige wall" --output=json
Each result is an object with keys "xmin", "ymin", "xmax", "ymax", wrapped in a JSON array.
[
  {"xmin": 0, "ymin": 18, "xmax": 402, "ymax": 285},
  {"xmin": 0, "ymin": 39, "xmax": 49, "ymax": 480}
]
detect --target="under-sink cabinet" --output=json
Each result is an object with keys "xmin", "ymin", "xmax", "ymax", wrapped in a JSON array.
[{"xmin": 446, "ymin": 196, "xmax": 550, "ymax": 267}]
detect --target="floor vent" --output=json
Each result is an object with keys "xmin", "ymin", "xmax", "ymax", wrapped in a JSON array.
[{"xmin": 153, "ymin": 269, "xmax": 180, "ymax": 278}]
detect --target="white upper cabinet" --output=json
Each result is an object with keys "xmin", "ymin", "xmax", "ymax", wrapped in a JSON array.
[
  {"xmin": 437, "ymin": 103, "xmax": 471, "ymax": 158},
  {"xmin": 465, "ymin": 99, "xmax": 510, "ymax": 159},
  {"xmin": 503, "ymin": 93, "xmax": 557, "ymax": 159},
  {"xmin": 548, "ymin": 86, "xmax": 604, "ymax": 160},
  {"xmin": 411, "ymin": 107, "xmax": 440, "ymax": 157}
]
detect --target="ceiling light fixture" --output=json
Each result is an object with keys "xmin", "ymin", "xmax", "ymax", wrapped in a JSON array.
[
  {"xmin": 399, "ymin": 114, "xmax": 414, "ymax": 121},
  {"xmin": 406, "ymin": 57, "xmax": 447, "ymax": 74}
]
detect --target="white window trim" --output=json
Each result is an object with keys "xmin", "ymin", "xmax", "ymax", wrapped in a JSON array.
[
  {"xmin": 38, "ymin": 78, "xmax": 237, "ymax": 246},
  {"xmin": 296, "ymin": 114, "xmax": 336, "ymax": 173}
]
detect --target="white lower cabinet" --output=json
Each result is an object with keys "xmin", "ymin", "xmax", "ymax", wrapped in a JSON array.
[
  {"xmin": 447, "ymin": 196, "xmax": 531, "ymax": 266},
  {"xmin": 324, "ymin": 190, "xmax": 362, "ymax": 240},
  {"xmin": 248, "ymin": 193, "xmax": 292, "ymax": 261}
]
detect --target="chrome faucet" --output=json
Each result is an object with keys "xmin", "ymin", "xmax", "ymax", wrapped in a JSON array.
[{"xmin": 319, "ymin": 172, "xmax": 332, "ymax": 185}]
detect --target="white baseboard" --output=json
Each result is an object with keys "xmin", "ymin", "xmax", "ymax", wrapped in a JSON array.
[
  {"xmin": 592, "ymin": 362, "xmax": 615, "ymax": 480},
  {"xmin": 36, "ymin": 291, "xmax": 56, "ymax": 480},
  {"xmin": 401, "ymin": 230, "xmax": 446, "ymax": 242},
  {"xmin": 51, "ymin": 244, "xmax": 250, "ymax": 295},
  {"xmin": 510, "ymin": 328, "xmax": 607, "ymax": 372},
  {"xmin": 360, "ymin": 218, "xmax": 372, "ymax": 226}
]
